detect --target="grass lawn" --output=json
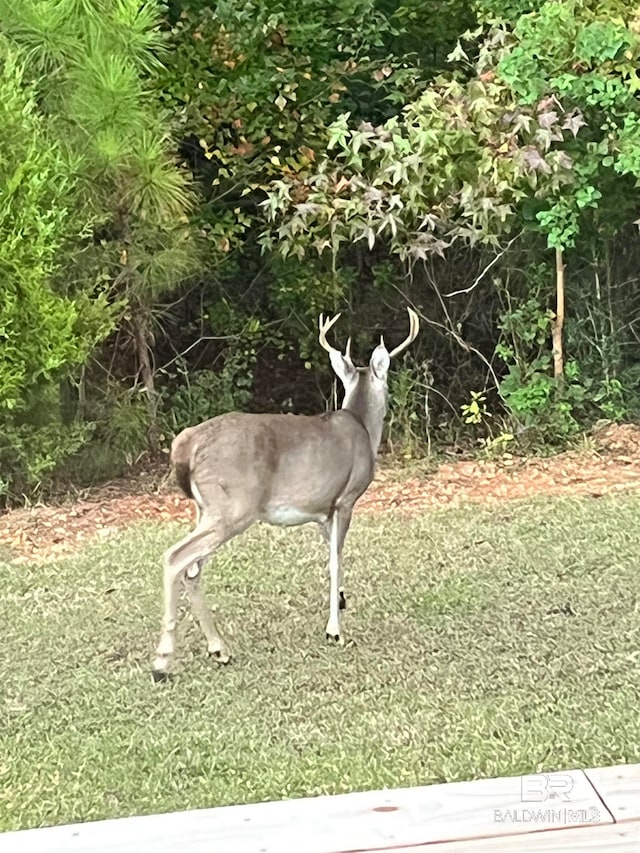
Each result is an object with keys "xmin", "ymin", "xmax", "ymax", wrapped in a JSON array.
[{"xmin": 1, "ymin": 493, "xmax": 639, "ymax": 832}]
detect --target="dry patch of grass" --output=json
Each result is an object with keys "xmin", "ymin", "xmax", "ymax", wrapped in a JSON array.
[{"xmin": 1, "ymin": 494, "xmax": 639, "ymax": 831}]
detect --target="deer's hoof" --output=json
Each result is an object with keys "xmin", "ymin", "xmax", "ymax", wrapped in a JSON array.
[
  {"xmin": 151, "ymin": 668, "xmax": 173, "ymax": 684},
  {"xmin": 325, "ymin": 632, "xmax": 345, "ymax": 646},
  {"xmin": 339, "ymin": 591, "xmax": 347, "ymax": 611},
  {"xmin": 208, "ymin": 649, "xmax": 232, "ymax": 665}
]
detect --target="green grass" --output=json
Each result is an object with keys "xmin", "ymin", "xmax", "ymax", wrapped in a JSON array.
[{"xmin": 1, "ymin": 493, "xmax": 640, "ymax": 831}]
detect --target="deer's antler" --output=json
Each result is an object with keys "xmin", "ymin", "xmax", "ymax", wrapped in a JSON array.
[
  {"xmin": 318, "ymin": 313, "xmax": 343, "ymax": 354},
  {"xmin": 382, "ymin": 307, "xmax": 420, "ymax": 358}
]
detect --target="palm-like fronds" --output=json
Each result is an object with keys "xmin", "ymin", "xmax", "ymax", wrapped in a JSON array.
[
  {"xmin": 0, "ymin": 0, "xmax": 73, "ymax": 71},
  {"xmin": 126, "ymin": 130, "xmax": 192, "ymax": 224},
  {"xmin": 111, "ymin": 0, "xmax": 167, "ymax": 73},
  {"xmin": 68, "ymin": 51, "xmax": 142, "ymax": 137},
  {"xmin": 91, "ymin": 128, "xmax": 129, "ymax": 172},
  {"xmin": 134, "ymin": 229, "xmax": 200, "ymax": 300}
]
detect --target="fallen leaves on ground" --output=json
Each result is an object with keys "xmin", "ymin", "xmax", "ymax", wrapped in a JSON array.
[{"xmin": 2, "ymin": 422, "xmax": 640, "ymax": 565}]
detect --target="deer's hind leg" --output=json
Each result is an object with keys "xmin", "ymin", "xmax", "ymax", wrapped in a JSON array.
[
  {"xmin": 320, "ymin": 516, "xmax": 348, "ymax": 611},
  {"xmin": 324, "ymin": 506, "xmax": 353, "ymax": 644},
  {"xmin": 184, "ymin": 563, "xmax": 229, "ymax": 663},
  {"xmin": 182, "ymin": 501, "xmax": 231, "ymax": 662},
  {"xmin": 152, "ymin": 507, "xmax": 250, "ymax": 680}
]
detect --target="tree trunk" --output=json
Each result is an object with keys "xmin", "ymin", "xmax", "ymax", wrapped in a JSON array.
[
  {"xmin": 131, "ymin": 302, "xmax": 160, "ymax": 451},
  {"xmin": 552, "ymin": 248, "xmax": 565, "ymax": 388}
]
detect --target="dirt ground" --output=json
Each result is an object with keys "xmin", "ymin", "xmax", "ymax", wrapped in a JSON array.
[{"xmin": 2, "ymin": 422, "xmax": 640, "ymax": 565}]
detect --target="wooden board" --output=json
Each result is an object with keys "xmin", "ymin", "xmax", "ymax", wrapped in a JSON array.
[
  {"xmin": 584, "ymin": 763, "xmax": 640, "ymax": 823},
  {"xmin": 0, "ymin": 769, "xmax": 610, "ymax": 853},
  {"xmin": 399, "ymin": 821, "xmax": 640, "ymax": 852}
]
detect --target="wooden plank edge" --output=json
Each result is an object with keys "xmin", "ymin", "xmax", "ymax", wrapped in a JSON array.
[{"xmin": 583, "ymin": 764, "xmax": 640, "ymax": 823}]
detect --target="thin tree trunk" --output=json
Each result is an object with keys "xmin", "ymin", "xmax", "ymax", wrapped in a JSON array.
[
  {"xmin": 77, "ymin": 364, "xmax": 86, "ymax": 420},
  {"xmin": 552, "ymin": 248, "xmax": 565, "ymax": 388},
  {"xmin": 131, "ymin": 303, "xmax": 160, "ymax": 451},
  {"xmin": 605, "ymin": 241, "xmax": 616, "ymax": 379}
]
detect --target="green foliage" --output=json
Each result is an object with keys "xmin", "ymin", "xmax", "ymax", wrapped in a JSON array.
[
  {"xmin": 590, "ymin": 377, "xmax": 628, "ymax": 420},
  {"xmin": 0, "ymin": 421, "xmax": 94, "ymax": 501},
  {"xmin": 499, "ymin": 366, "xmax": 583, "ymax": 439},
  {"xmin": 257, "ymin": 0, "xmax": 640, "ymax": 454},
  {"xmin": 98, "ymin": 388, "xmax": 153, "ymax": 464},
  {"xmin": 384, "ymin": 1, "xmax": 475, "ymax": 75},
  {"xmin": 0, "ymin": 37, "xmax": 116, "ymax": 499},
  {"xmin": 0, "ymin": 0, "xmax": 198, "ymax": 499},
  {"xmin": 263, "ymin": 66, "xmax": 579, "ymax": 260},
  {"xmin": 495, "ymin": 1, "xmax": 640, "ymax": 249},
  {"xmin": 6, "ymin": 0, "xmax": 640, "ymax": 497},
  {"xmin": 159, "ymin": 0, "xmax": 424, "ymax": 270},
  {"xmin": 1, "ymin": 0, "xmax": 197, "ymax": 336},
  {"xmin": 54, "ymin": 384, "xmax": 156, "ymax": 489},
  {"xmin": 0, "ymin": 384, "xmax": 95, "ymax": 501},
  {"xmin": 0, "ymin": 40, "xmax": 115, "ymax": 413},
  {"xmin": 474, "ymin": 0, "xmax": 547, "ymax": 21},
  {"xmin": 160, "ymin": 350, "xmax": 255, "ymax": 435},
  {"xmin": 263, "ymin": 1, "xmax": 640, "ymax": 258},
  {"xmin": 461, "ymin": 390, "xmax": 489, "ymax": 425},
  {"xmin": 386, "ymin": 362, "xmax": 428, "ymax": 457},
  {"xmin": 495, "ymin": 288, "xmax": 584, "ymax": 440},
  {"xmin": 267, "ymin": 261, "xmax": 355, "ymax": 360}
]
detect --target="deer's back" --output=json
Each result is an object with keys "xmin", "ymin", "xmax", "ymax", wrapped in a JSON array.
[{"xmin": 172, "ymin": 411, "xmax": 374, "ymax": 522}]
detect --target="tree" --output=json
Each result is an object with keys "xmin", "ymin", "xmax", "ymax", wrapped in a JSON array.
[
  {"xmin": 0, "ymin": 37, "xmax": 120, "ymax": 496},
  {"xmin": 0, "ymin": 0, "xmax": 198, "ymax": 453},
  {"xmin": 262, "ymin": 0, "xmax": 640, "ymax": 438},
  {"xmin": 157, "ymin": 1, "xmax": 468, "ymax": 346}
]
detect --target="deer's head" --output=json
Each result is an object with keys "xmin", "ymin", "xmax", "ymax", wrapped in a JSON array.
[{"xmin": 318, "ymin": 308, "xmax": 420, "ymax": 450}]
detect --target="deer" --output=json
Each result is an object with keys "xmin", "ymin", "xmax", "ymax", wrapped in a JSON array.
[{"xmin": 152, "ymin": 308, "xmax": 419, "ymax": 680}]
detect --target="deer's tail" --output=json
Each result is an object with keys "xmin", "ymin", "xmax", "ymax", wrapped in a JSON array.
[
  {"xmin": 173, "ymin": 462, "xmax": 193, "ymax": 500},
  {"xmin": 171, "ymin": 431, "xmax": 195, "ymax": 500}
]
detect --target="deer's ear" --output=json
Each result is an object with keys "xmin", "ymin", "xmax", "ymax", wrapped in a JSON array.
[
  {"xmin": 369, "ymin": 344, "xmax": 390, "ymax": 380},
  {"xmin": 329, "ymin": 349, "xmax": 357, "ymax": 388}
]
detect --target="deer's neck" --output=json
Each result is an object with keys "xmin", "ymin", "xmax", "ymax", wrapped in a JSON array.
[{"xmin": 342, "ymin": 382, "xmax": 387, "ymax": 458}]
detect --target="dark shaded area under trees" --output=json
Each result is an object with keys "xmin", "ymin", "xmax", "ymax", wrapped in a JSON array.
[{"xmin": 1, "ymin": 0, "xmax": 640, "ymax": 503}]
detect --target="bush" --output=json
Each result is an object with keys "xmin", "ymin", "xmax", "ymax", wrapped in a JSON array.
[
  {"xmin": 159, "ymin": 349, "xmax": 256, "ymax": 436},
  {"xmin": 0, "ymin": 385, "xmax": 95, "ymax": 502}
]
